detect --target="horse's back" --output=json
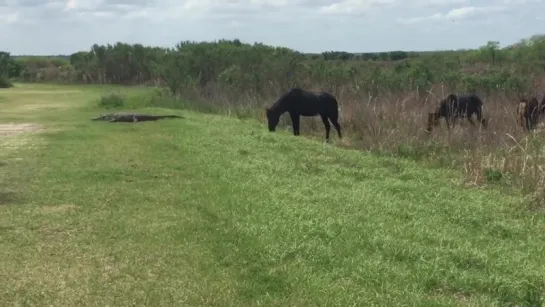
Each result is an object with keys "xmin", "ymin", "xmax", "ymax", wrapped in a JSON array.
[
  {"xmin": 454, "ymin": 94, "xmax": 482, "ymax": 113},
  {"xmin": 283, "ymin": 89, "xmax": 338, "ymax": 115},
  {"xmin": 462, "ymin": 94, "xmax": 483, "ymax": 106},
  {"xmin": 314, "ymin": 91, "xmax": 340, "ymax": 116},
  {"xmin": 316, "ymin": 91, "xmax": 338, "ymax": 104}
]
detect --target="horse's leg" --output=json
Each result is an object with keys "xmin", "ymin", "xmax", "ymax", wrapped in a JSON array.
[
  {"xmin": 466, "ymin": 112, "xmax": 476, "ymax": 126},
  {"xmin": 528, "ymin": 112, "xmax": 533, "ymax": 130},
  {"xmin": 320, "ymin": 114, "xmax": 331, "ymax": 142},
  {"xmin": 328, "ymin": 106, "xmax": 342, "ymax": 139},
  {"xmin": 289, "ymin": 112, "xmax": 300, "ymax": 136},
  {"xmin": 452, "ymin": 113, "xmax": 459, "ymax": 127},
  {"xmin": 445, "ymin": 117, "xmax": 451, "ymax": 130},
  {"xmin": 475, "ymin": 108, "xmax": 486, "ymax": 128},
  {"xmin": 331, "ymin": 118, "xmax": 342, "ymax": 139}
]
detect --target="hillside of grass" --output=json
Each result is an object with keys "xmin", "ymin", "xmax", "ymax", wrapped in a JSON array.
[
  {"xmin": 1, "ymin": 84, "xmax": 545, "ymax": 306},
  {"xmin": 5, "ymin": 36, "xmax": 545, "ymax": 200}
]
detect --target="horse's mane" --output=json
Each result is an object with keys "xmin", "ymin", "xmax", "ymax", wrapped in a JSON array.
[
  {"xmin": 270, "ymin": 88, "xmax": 304, "ymax": 111},
  {"xmin": 446, "ymin": 93, "xmax": 457, "ymax": 101},
  {"xmin": 520, "ymin": 97, "xmax": 539, "ymax": 104}
]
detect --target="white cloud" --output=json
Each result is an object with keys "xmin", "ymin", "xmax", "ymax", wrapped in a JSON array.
[
  {"xmin": 44, "ymin": 2, "xmax": 65, "ymax": 9},
  {"xmin": 91, "ymin": 10, "xmax": 115, "ymax": 18},
  {"xmin": 0, "ymin": 0, "xmax": 542, "ymax": 54},
  {"xmin": 445, "ymin": 6, "xmax": 507, "ymax": 19},
  {"xmin": 65, "ymin": 0, "xmax": 76, "ymax": 10},
  {"xmin": 414, "ymin": 0, "xmax": 469, "ymax": 6},
  {"xmin": 503, "ymin": 0, "xmax": 542, "ymax": 3},
  {"xmin": 121, "ymin": 8, "xmax": 147, "ymax": 19},
  {"xmin": 318, "ymin": 0, "xmax": 396, "ymax": 15},
  {"xmin": 397, "ymin": 5, "xmax": 508, "ymax": 24},
  {"xmin": 398, "ymin": 12, "xmax": 442, "ymax": 24},
  {"xmin": 64, "ymin": 0, "xmax": 105, "ymax": 11},
  {"xmin": 0, "ymin": 11, "xmax": 18, "ymax": 23}
]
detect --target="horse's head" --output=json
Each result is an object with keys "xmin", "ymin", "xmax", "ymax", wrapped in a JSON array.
[
  {"xmin": 439, "ymin": 94, "xmax": 457, "ymax": 108},
  {"xmin": 265, "ymin": 107, "xmax": 279, "ymax": 132},
  {"xmin": 517, "ymin": 101, "xmax": 528, "ymax": 127}
]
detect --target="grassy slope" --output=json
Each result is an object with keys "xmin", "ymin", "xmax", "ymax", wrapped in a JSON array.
[{"xmin": 1, "ymin": 84, "xmax": 545, "ymax": 306}]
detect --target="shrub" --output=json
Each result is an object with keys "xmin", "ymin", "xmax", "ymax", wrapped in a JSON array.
[
  {"xmin": 484, "ymin": 168, "xmax": 503, "ymax": 183},
  {"xmin": 0, "ymin": 76, "xmax": 13, "ymax": 88},
  {"xmin": 99, "ymin": 93, "xmax": 126, "ymax": 109}
]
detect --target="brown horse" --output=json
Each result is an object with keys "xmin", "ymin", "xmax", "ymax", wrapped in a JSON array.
[{"xmin": 517, "ymin": 97, "xmax": 545, "ymax": 131}]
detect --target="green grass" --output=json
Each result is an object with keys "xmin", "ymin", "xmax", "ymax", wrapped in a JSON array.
[{"xmin": 1, "ymin": 84, "xmax": 545, "ymax": 306}]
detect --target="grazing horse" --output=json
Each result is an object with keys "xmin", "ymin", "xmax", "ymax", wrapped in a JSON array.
[
  {"xmin": 426, "ymin": 93, "xmax": 487, "ymax": 132},
  {"xmin": 265, "ymin": 88, "xmax": 342, "ymax": 142},
  {"xmin": 517, "ymin": 97, "xmax": 545, "ymax": 131}
]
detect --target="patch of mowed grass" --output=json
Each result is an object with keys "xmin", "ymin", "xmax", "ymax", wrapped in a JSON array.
[{"xmin": 2, "ymin": 84, "xmax": 545, "ymax": 306}]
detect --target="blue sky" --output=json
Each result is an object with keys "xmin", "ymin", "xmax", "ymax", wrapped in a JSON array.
[{"xmin": 0, "ymin": 0, "xmax": 543, "ymax": 55}]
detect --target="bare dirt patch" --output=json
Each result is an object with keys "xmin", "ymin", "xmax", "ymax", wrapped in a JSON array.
[
  {"xmin": 2, "ymin": 90, "xmax": 81, "ymax": 95},
  {"xmin": 5, "ymin": 102, "xmax": 72, "ymax": 112},
  {"xmin": 40, "ymin": 204, "xmax": 77, "ymax": 213},
  {"xmin": 0, "ymin": 123, "xmax": 45, "ymax": 137}
]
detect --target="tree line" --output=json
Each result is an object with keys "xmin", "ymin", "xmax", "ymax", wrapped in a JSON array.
[{"xmin": 2, "ymin": 35, "xmax": 545, "ymax": 99}]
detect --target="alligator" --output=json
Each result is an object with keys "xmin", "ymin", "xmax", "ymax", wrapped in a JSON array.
[{"xmin": 91, "ymin": 112, "xmax": 184, "ymax": 123}]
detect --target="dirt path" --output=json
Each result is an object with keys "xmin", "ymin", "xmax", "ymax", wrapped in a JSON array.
[
  {"xmin": 0, "ymin": 123, "xmax": 45, "ymax": 137},
  {"xmin": 0, "ymin": 84, "xmax": 89, "ymax": 155}
]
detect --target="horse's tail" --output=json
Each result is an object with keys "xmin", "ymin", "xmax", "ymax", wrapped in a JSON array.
[
  {"xmin": 477, "ymin": 96, "xmax": 484, "ymax": 108},
  {"xmin": 329, "ymin": 94, "xmax": 340, "ymax": 121},
  {"xmin": 479, "ymin": 103, "xmax": 485, "ymax": 123},
  {"xmin": 476, "ymin": 98, "xmax": 488, "ymax": 127},
  {"xmin": 318, "ymin": 91, "xmax": 341, "ymax": 120}
]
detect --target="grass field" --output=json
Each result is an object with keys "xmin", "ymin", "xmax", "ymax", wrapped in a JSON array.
[{"xmin": 1, "ymin": 83, "xmax": 545, "ymax": 306}]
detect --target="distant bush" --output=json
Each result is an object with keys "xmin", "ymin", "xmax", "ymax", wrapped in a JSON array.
[
  {"xmin": 0, "ymin": 76, "xmax": 13, "ymax": 88},
  {"xmin": 99, "ymin": 92, "xmax": 126, "ymax": 109}
]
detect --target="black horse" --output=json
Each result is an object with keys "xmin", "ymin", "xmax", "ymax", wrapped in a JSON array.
[
  {"xmin": 427, "ymin": 93, "xmax": 487, "ymax": 132},
  {"xmin": 265, "ymin": 88, "xmax": 342, "ymax": 142}
]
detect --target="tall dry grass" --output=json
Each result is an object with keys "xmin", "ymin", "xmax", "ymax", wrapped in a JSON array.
[
  {"xmin": 338, "ymin": 88, "xmax": 544, "ymax": 189},
  {"xmin": 176, "ymin": 82, "xmax": 545, "ymax": 206}
]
